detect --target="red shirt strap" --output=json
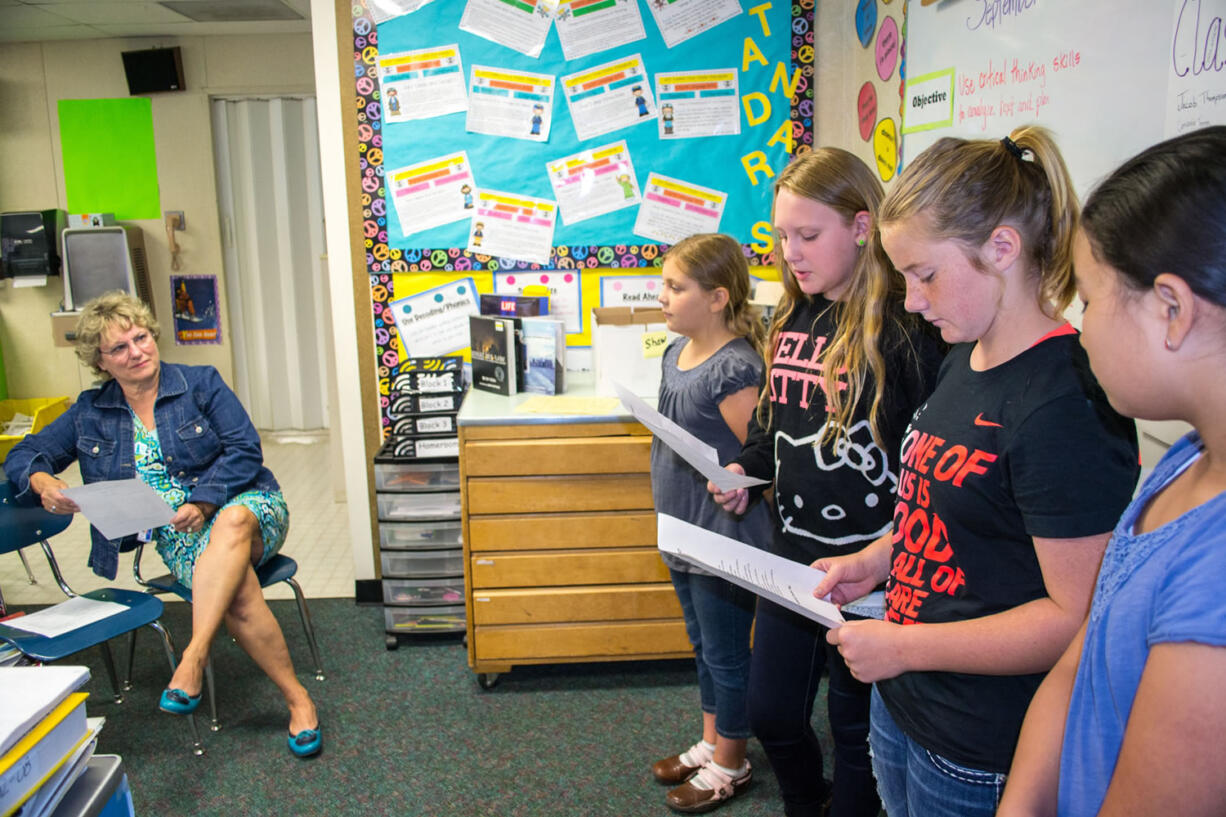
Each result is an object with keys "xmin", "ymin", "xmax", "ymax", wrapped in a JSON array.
[{"xmin": 1030, "ymin": 322, "xmax": 1077, "ymax": 348}]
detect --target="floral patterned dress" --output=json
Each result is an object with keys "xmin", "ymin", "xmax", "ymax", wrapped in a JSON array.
[{"xmin": 132, "ymin": 411, "xmax": 288, "ymax": 589}]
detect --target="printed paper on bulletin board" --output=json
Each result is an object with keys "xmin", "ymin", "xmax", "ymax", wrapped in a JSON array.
[
  {"xmin": 58, "ymin": 99, "xmax": 161, "ymax": 220},
  {"xmin": 374, "ymin": 1, "xmax": 800, "ymax": 257}
]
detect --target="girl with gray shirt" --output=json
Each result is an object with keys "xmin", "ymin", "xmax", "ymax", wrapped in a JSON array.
[{"xmin": 649, "ymin": 233, "xmax": 773, "ymax": 813}]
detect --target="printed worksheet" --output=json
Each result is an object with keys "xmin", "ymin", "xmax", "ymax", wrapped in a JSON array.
[
  {"xmin": 554, "ymin": 0, "xmax": 646, "ymax": 61},
  {"xmin": 386, "ymin": 278, "xmax": 480, "ymax": 358},
  {"xmin": 368, "ymin": 0, "xmax": 435, "ymax": 25},
  {"xmin": 546, "ymin": 140, "xmax": 640, "ymax": 225},
  {"xmin": 377, "ymin": 45, "xmax": 467, "ymax": 123},
  {"xmin": 561, "ymin": 54, "xmax": 657, "ymax": 141},
  {"xmin": 645, "ymin": 0, "xmax": 742, "ymax": 49},
  {"xmin": 658, "ymin": 513, "xmax": 846, "ymax": 629},
  {"xmin": 468, "ymin": 189, "xmax": 558, "ymax": 265},
  {"xmin": 655, "ymin": 68, "xmax": 741, "ymax": 139},
  {"xmin": 633, "ymin": 172, "xmax": 727, "ymax": 244},
  {"xmin": 467, "ymin": 65, "xmax": 555, "ymax": 142},
  {"xmin": 388, "ymin": 151, "xmax": 477, "ymax": 237},
  {"xmin": 459, "ymin": 0, "xmax": 557, "ymax": 59},
  {"xmin": 495, "ymin": 269, "xmax": 582, "ymax": 332}
]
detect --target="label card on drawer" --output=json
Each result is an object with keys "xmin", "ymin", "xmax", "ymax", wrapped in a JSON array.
[
  {"xmin": 475, "ymin": 559, "xmax": 495, "ymax": 565},
  {"xmin": 658, "ymin": 513, "xmax": 846, "ymax": 629}
]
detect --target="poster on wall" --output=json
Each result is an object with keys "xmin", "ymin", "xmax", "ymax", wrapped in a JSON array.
[
  {"xmin": 494, "ymin": 269, "xmax": 583, "ymax": 333},
  {"xmin": 633, "ymin": 172, "xmax": 727, "ymax": 244},
  {"xmin": 386, "ymin": 278, "xmax": 480, "ymax": 358},
  {"xmin": 555, "ymin": 0, "xmax": 647, "ymax": 60},
  {"xmin": 170, "ymin": 275, "xmax": 221, "ymax": 346},
  {"xmin": 546, "ymin": 140, "xmax": 641, "ymax": 225},
  {"xmin": 377, "ymin": 45, "xmax": 468, "ymax": 123}
]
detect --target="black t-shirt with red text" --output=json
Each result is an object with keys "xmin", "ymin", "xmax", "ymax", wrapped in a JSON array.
[
  {"xmin": 735, "ymin": 295, "xmax": 945, "ymax": 564},
  {"xmin": 876, "ymin": 329, "xmax": 1138, "ymax": 773}
]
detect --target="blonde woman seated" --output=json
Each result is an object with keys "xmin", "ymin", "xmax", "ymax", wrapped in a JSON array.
[{"xmin": 3, "ymin": 292, "xmax": 321, "ymax": 757}]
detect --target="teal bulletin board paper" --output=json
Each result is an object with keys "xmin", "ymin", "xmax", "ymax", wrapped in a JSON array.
[
  {"xmin": 377, "ymin": 2, "xmax": 794, "ymax": 252},
  {"xmin": 58, "ymin": 98, "xmax": 161, "ymax": 220}
]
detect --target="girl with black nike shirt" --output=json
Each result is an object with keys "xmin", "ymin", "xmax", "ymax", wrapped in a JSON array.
[{"xmin": 813, "ymin": 127, "xmax": 1138, "ymax": 817}]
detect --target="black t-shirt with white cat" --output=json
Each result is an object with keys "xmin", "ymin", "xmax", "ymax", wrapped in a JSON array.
[
  {"xmin": 735, "ymin": 295, "xmax": 944, "ymax": 564},
  {"xmin": 876, "ymin": 329, "xmax": 1139, "ymax": 773}
]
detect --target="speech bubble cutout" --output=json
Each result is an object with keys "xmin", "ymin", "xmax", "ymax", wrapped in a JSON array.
[
  {"xmin": 874, "ymin": 117, "xmax": 898, "ymax": 182},
  {"xmin": 858, "ymin": 81, "xmax": 878, "ymax": 142},
  {"xmin": 876, "ymin": 16, "xmax": 900, "ymax": 81},
  {"xmin": 855, "ymin": 0, "xmax": 877, "ymax": 47}
]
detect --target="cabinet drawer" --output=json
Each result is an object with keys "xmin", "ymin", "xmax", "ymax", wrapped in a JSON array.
[
  {"xmin": 469, "ymin": 547, "xmax": 669, "ymax": 588},
  {"xmin": 384, "ymin": 605, "xmax": 466, "ymax": 633},
  {"xmin": 383, "ymin": 577, "xmax": 465, "ymax": 606},
  {"xmin": 463, "ymin": 436, "xmax": 650, "ymax": 476},
  {"xmin": 382, "ymin": 548, "xmax": 463, "ymax": 578},
  {"xmin": 379, "ymin": 519, "xmax": 463, "ymax": 550},
  {"xmin": 374, "ymin": 461, "xmax": 460, "ymax": 492},
  {"xmin": 473, "ymin": 620, "xmax": 691, "ymax": 661},
  {"xmin": 468, "ymin": 510, "xmax": 655, "ymax": 552},
  {"xmin": 465, "ymin": 474, "xmax": 652, "ymax": 514},
  {"xmin": 470, "ymin": 583, "xmax": 682, "ymax": 625},
  {"xmin": 376, "ymin": 491, "xmax": 462, "ymax": 521}
]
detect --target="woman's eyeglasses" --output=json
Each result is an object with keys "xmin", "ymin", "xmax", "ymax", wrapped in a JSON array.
[{"xmin": 100, "ymin": 331, "xmax": 154, "ymax": 359}]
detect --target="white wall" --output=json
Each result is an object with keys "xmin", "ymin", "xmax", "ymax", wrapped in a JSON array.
[{"xmin": 0, "ymin": 33, "xmax": 315, "ymax": 398}]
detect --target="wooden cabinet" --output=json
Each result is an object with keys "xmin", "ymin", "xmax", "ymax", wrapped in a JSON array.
[{"xmin": 460, "ymin": 419, "xmax": 690, "ymax": 682}]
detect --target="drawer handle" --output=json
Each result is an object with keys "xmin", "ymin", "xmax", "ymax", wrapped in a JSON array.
[{"xmin": 475, "ymin": 559, "xmax": 495, "ymax": 565}]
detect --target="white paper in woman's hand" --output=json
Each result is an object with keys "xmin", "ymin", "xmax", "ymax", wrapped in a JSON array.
[{"xmin": 62, "ymin": 478, "xmax": 174, "ymax": 539}]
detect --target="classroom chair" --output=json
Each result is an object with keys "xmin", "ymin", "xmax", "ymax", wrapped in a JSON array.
[
  {"xmin": 0, "ymin": 481, "xmax": 207, "ymax": 756},
  {"xmin": 128, "ymin": 543, "xmax": 325, "ymax": 732}
]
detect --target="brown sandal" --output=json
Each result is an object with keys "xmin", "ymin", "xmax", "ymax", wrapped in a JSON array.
[
  {"xmin": 665, "ymin": 759, "xmax": 752, "ymax": 813},
  {"xmin": 651, "ymin": 740, "xmax": 714, "ymax": 784}
]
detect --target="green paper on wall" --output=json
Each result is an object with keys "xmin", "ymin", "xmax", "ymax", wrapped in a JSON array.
[{"xmin": 58, "ymin": 98, "xmax": 161, "ymax": 220}]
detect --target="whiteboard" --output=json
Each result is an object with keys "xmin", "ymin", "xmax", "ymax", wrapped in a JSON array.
[
  {"xmin": 901, "ymin": 0, "xmax": 1226, "ymax": 197},
  {"xmin": 901, "ymin": 0, "xmax": 1226, "ymax": 453}
]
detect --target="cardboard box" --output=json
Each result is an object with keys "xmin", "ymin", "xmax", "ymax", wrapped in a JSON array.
[{"xmin": 591, "ymin": 306, "xmax": 673, "ymax": 397}]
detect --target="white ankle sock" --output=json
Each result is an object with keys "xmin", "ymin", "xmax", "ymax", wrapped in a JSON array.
[
  {"xmin": 679, "ymin": 740, "xmax": 715, "ymax": 767},
  {"xmin": 689, "ymin": 760, "xmax": 747, "ymax": 790}
]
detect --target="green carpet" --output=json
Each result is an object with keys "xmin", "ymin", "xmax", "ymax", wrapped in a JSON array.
[{"xmin": 14, "ymin": 598, "xmax": 839, "ymax": 816}]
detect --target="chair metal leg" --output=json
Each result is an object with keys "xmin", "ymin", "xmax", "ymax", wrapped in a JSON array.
[
  {"xmin": 17, "ymin": 549, "xmax": 38, "ymax": 584},
  {"xmin": 98, "ymin": 640, "xmax": 124, "ymax": 705},
  {"xmin": 284, "ymin": 577, "xmax": 325, "ymax": 681},
  {"xmin": 124, "ymin": 629, "xmax": 138, "ymax": 692},
  {"xmin": 150, "ymin": 620, "xmax": 206, "ymax": 757},
  {"xmin": 204, "ymin": 655, "xmax": 220, "ymax": 732}
]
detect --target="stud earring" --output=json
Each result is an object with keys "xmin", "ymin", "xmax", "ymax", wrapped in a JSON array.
[
  {"xmin": 1164, "ymin": 337, "xmax": 1175, "ymax": 351},
  {"xmin": 856, "ymin": 237, "xmax": 866, "ymax": 247}
]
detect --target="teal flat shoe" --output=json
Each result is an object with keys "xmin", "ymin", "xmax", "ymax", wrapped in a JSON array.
[
  {"xmin": 159, "ymin": 688, "xmax": 201, "ymax": 715},
  {"xmin": 288, "ymin": 724, "xmax": 322, "ymax": 758}
]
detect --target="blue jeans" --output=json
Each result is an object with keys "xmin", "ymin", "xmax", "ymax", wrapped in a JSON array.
[
  {"xmin": 747, "ymin": 598, "xmax": 879, "ymax": 817},
  {"xmin": 869, "ymin": 686, "xmax": 1007, "ymax": 817},
  {"xmin": 670, "ymin": 569, "xmax": 755, "ymax": 740}
]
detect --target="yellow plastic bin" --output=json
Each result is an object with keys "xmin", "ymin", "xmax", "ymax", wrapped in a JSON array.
[{"xmin": 0, "ymin": 397, "xmax": 70, "ymax": 461}]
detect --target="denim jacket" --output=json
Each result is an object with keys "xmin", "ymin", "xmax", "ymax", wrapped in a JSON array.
[{"xmin": 3, "ymin": 363, "xmax": 279, "ymax": 579}]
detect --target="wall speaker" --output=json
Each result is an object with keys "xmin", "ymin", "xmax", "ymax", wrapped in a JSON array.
[{"xmin": 120, "ymin": 47, "xmax": 185, "ymax": 95}]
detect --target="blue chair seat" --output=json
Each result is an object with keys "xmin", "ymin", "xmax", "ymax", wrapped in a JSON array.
[
  {"xmin": 0, "ymin": 588, "xmax": 165, "ymax": 661},
  {"xmin": 0, "ymin": 481, "xmax": 205, "ymax": 756}
]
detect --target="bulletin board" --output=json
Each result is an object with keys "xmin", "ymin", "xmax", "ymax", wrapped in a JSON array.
[
  {"xmin": 899, "ymin": 1, "xmax": 1226, "ymax": 197},
  {"xmin": 350, "ymin": 0, "xmax": 816, "ymax": 434}
]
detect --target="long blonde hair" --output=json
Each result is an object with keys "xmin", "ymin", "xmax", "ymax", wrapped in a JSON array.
[
  {"xmin": 760, "ymin": 148, "xmax": 914, "ymax": 447},
  {"xmin": 879, "ymin": 125, "xmax": 1080, "ymax": 315},
  {"xmin": 664, "ymin": 233, "xmax": 766, "ymax": 353}
]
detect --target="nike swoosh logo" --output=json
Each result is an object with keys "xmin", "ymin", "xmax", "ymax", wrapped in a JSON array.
[{"xmin": 974, "ymin": 413, "xmax": 1004, "ymax": 428}]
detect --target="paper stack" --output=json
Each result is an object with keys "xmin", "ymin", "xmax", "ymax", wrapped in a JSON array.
[{"xmin": 0, "ymin": 666, "xmax": 101, "ymax": 817}]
